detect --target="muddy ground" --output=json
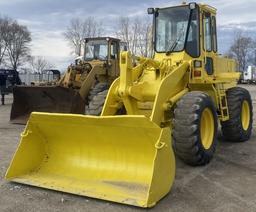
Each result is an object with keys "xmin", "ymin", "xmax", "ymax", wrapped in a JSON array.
[{"xmin": 0, "ymin": 85, "xmax": 256, "ymax": 212}]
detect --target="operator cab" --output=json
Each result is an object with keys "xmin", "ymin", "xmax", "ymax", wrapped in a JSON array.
[
  {"xmin": 84, "ymin": 39, "xmax": 109, "ymax": 61},
  {"xmin": 152, "ymin": 3, "xmax": 200, "ymax": 57},
  {"xmin": 82, "ymin": 37, "xmax": 128, "ymax": 78},
  {"xmin": 148, "ymin": 2, "xmax": 218, "ymax": 75},
  {"xmin": 83, "ymin": 37, "xmax": 126, "ymax": 62}
]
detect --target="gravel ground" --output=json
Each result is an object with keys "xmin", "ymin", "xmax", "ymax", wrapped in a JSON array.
[{"xmin": 0, "ymin": 85, "xmax": 256, "ymax": 212}]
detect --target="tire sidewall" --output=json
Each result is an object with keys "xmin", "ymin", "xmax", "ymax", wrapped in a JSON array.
[
  {"xmin": 222, "ymin": 87, "xmax": 253, "ymax": 142},
  {"xmin": 197, "ymin": 95, "xmax": 218, "ymax": 157},
  {"xmin": 237, "ymin": 90, "xmax": 253, "ymax": 139}
]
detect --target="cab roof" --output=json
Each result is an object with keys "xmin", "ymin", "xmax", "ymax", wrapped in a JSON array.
[{"xmin": 156, "ymin": 2, "xmax": 217, "ymax": 15}]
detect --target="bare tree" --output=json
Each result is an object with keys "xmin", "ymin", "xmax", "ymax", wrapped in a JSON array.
[
  {"xmin": 248, "ymin": 40, "xmax": 256, "ymax": 67},
  {"xmin": 116, "ymin": 16, "xmax": 152, "ymax": 57},
  {"xmin": 116, "ymin": 17, "xmax": 130, "ymax": 49},
  {"xmin": 228, "ymin": 31, "xmax": 253, "ymax": 72},
  {"xmin": 0, "ymin": 16, "xmax": 12, "ymax": 66},
  {"xmin": 136, "ymin": 18, "xmax": 153, "ymax": 57},
  {"xmin": 63, "ymin": 17, "xmax": 103, "ymax": 56},
  {"xmin": 28, "ymin": 56, "xmax": 53, "ymax": 73},
  {"xmin": 5, "ymin": 21, "xmax": 31, "ymax": 70}
]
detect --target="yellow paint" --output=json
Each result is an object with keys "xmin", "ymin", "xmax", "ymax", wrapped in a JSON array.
[
  {"xmin": 241, "ymin": 100, "xmax": 250, "ymax": 131},
  {"xmin": 6, "ymin": 113, "xmax": 175, "ymax": 207},
  {"xmin": 200, "ymin": 108, "xmax": 214, "ymax": 150},
  {"xmin": 6, "ymin": 3, "xmax": 243, "ymax": 208}
]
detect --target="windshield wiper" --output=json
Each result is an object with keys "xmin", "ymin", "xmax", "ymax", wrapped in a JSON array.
[
  {"xmin": 166, "ymin": 38, "xmax": 179, "ymax": 56},
  {"xmin": 166, "ymin": 26, "xmax": 185, "ymax": 56}
]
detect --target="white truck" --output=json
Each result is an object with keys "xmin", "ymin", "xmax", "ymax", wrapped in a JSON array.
[{"xmin": 242, "ymin": 66, "xmax": 256, "ymax": 84}]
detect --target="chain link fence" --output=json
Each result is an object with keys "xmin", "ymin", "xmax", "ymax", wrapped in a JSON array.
[{"xmin": 19, "ymin": 71, "xmax": 60, "ymax": 85}]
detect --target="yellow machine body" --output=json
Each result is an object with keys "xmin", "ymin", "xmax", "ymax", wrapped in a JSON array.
[{"xmin": 6, "ymin": 3, "xmax": 241, "ymax": 208}]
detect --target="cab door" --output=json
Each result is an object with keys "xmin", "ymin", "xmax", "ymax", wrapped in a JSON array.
[{"xmin": 202, "ymin": 11, "xmax": 217, "ymax": 76}]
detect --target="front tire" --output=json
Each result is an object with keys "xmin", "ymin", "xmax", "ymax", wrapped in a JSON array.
[
  {"xmin": 221, "ymin": 87, "xmax": 253, "ymax": 142},
  {"xmin": 85, "ymin": 83, "xmax": 109, "ymax": 115},
  {"xmin": 173, "ymin": 92, "xmax": 218, "ymax": 166}
]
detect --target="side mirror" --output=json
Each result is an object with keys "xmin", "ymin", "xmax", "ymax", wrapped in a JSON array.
[{"xmin": 147, "ymin": 8, "xmax": 154, "ymax": 14}]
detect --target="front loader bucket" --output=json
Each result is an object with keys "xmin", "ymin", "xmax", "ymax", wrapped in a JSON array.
[
  {"xmin": 10, "ymin": 86, "xmax": 85, "ymax": 124},
  {"xmin": 6, "ymin": 113, "xmax": 175, "ymax": 207}
]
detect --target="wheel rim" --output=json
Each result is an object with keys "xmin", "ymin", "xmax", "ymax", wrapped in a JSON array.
[
  {"xmin": 200, "ymin": 108, "xmax": 214, "ymax": 150},
  {"xmin": 241, "ymin": 100, "xmax": 250, "ymax": 131}
]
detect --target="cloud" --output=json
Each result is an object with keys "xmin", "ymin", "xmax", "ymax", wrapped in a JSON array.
[{"xmin": 0, "ymin": 0, "xmax": 255, "ymax": 70}]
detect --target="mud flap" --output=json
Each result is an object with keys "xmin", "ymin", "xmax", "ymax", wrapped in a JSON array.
[
  {"xmin": 10, "ymin": 86, "xmax": 85, "ymax": 124},
  {"xmin": 5, "ymin": 113, "xmax": 175, "ymax": 207}
]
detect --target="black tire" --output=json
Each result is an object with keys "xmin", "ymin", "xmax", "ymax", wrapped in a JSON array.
[
  {"xmin": 85, "ymin": 83, "xmax": 109, "ymax": 115},
  {"xmin": 173, "ymin": 91, "xmax": 218, "ymax": 166},
  {"xmin": 221, "ymin": 87, "xmax": 253, "ymax": 142},
  {"xmin": 87, "ymin": 82, "xmax": 108, "ymax": 101}
]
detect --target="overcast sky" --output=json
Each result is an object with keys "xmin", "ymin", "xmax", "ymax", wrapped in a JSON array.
[{"xmin": 1, "ymin": 0, "xmax": 256, "ymax": 71}]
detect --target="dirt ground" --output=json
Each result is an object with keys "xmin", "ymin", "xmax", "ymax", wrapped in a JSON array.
[{"xmin": 0, "ymin": 85, "xmax": 256, "ymax": 212}]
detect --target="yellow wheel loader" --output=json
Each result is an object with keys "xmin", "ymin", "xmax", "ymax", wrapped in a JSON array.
[
  {"xmin": 6, "ymin": 3, "xmax": 253, "ymax": 208},
  {"xmin": 10, "ymin": 37, "xmax": 126, "ymax": 124}
]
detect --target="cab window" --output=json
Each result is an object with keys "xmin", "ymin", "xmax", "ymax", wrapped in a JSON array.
[
  {"xmin": 110, "ymin": 42, "xmax": 118, "ymax": 59},
  {"xmin": 212, "ymin": 16, "xmax": 217, "ymax": 52},
  {"xmin": 185, "ymin": 7, "xmax": 200, "ymax": 57},
  {"xmin": 203, "ymin": 12, "xmax": 212, "ymax": 52}
]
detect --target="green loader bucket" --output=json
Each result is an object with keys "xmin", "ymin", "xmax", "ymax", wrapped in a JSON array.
[
  {"xmin": 10, "ymin": 86, "xmax": 85, "ymax": 124},
  {"xmin": 5, "ymin": 112, "xmax": 175, "ymax": 207}
]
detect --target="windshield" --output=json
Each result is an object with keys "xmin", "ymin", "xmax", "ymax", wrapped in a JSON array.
[
  {"xmin": 85, "ymin": 40, "xmax": 108, "ymax": 60},
  {"xmin": 155, "ymin": 5, "xmax": 200, "ymax": 57}
]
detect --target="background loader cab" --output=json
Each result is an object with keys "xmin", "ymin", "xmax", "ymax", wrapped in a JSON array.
[
  {"xmin": 67, "ymin": 37, "xmax": 124, "ymax": 87},
  {"xmin": 10, "ymin": 37, "xmax": 126, "ymax": 124},
  {"xmin": 78, "ymin": 37, "xmax": 128, "ymax": 115},
  {"xmin": 83, "ymin": 37, "xmax": 126, "ymax": 83}
]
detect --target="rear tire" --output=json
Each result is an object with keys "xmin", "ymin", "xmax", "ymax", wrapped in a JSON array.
[
  {"xmin": 173, "ymin": 92, "xmax": 218, "ymax": 166},
  {"xmin": 85, "ymin": 83, "xmax": 109, "ymax": 115},
  {"xmin": 221, "ymin": 87, "xmax": 253, "ymax": 142}
]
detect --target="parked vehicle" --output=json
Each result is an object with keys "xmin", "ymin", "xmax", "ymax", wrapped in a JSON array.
[{"xmin": 241, "ymin": 66, "xmax": 256, "ymax": 84}]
